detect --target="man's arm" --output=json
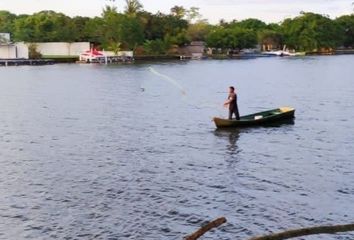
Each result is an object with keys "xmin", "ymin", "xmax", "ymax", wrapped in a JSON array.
[{"xmin": 224, "ymin": 94, "xmax": 235, "ymax": 106}]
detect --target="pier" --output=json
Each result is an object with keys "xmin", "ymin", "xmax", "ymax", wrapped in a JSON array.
[{"xmin": 0, "ymin": 59, "xmax": 55, "ymax": 66}]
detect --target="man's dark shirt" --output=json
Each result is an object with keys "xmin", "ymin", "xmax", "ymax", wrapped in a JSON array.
[{"xmin": 228, "ymin": 92, "xmax": 237, "ymax": 110}]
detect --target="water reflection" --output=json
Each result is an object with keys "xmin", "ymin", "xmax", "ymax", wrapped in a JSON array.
[
  {"xmin": 213, "ymin": 119, "xmax": 295, "ymax": 156},
  {"xmin": 214, "ymin": 129, "xmax": 240, "ymax": 155},
  {"xmin": 1, "ymin": 57, "xmax": 354, "ymax": 240},
  {"xmin": 261, "ymin": 118, "xmax": 296, "ymax": 128}
]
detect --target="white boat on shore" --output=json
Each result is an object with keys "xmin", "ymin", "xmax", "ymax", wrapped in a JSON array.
[
  {"xmin": 262, "ymin": 50, "xmax": 306, "ymax": 57},
  {"xmin": 262, "ymin": 45, "xmax": 306, "ymax": 57}
]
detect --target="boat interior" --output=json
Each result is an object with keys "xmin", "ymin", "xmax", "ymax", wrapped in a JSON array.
[{"xmin": 240, "ymin": 107, "xmax": 294, "ymax": 120}]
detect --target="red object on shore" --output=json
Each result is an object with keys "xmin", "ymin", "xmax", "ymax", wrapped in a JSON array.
[{"xmin": 81, "ymin": 48, "xmax": 104, "ymax": 57}]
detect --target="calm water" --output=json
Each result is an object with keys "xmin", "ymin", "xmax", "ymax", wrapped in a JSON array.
[{"xmin": 0, "ymin": 56, "xmax": 354, "ymax": 240}]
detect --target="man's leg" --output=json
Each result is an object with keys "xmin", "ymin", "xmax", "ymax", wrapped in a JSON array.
[
  {"xmin": 228, "ymin": 109, "xmax": 233, "ymax": 120},
  {"xmin": 235, "ymin": 106, "xmax": 240, "ymax": 120}
]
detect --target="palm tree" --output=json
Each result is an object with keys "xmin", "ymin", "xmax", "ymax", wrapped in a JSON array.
[
  {"xmin": 125, "ymin": 0, "xmax": 143, "ymax": 17},
  {"xmin": 170, "ymin": 6, "xmax": 186, "ymax": 19},
  {"xmin": 187, "ymin": 7, "xmax": 201, "ymax": 23},
  {"xmin": 102, "ymin": 5, "xmax": 118, "ymax": 17},
  {"xmin": 108, "ymin": 42, "xmax": 121, "ymax": 55}
]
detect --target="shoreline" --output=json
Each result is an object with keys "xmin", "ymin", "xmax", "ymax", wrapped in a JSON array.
[{"xmin": 1, "ymin": 51, "xmax": 354, "ymax": 66}]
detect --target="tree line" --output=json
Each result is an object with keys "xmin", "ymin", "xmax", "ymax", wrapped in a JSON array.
[{"xmin": 0, "ymin": 0, "xmax": 353, "ymax": 54}]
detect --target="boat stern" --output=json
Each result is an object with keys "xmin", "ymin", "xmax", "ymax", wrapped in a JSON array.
[
  {"xmin": 279, "ymin": 106, "xmax": 295, "ymax": 112},
  {"xmin": 279, "ymin": 106, "xmax": 296, "ymax": 118}
]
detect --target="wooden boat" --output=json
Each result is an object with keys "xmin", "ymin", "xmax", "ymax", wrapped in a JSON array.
[{"xmin": 213, "ymin": 107, "xmax": 295, "ymax": 128}]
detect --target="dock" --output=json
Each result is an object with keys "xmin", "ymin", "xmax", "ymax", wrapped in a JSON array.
[{"xmin": 0, "ymin": 59, "xmax": 55, "ymax": 66}]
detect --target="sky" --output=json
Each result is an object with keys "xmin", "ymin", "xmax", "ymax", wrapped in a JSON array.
[{"xmin": 0, "ymin": 0, "xmax": 353, "ymax": 23}]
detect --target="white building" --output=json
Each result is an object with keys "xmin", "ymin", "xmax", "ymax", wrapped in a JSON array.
[
  {"xmin": 0, "ymin": 34, "xmax": 132, "ymax": 61},
  {"xmin": 0, "ymin": 33, "xmax": 29, "ymax": 59},
  {"xmin": 35, "ymin": 42, "xmax": 90, "ymax": 57},
  {"xmin": 0, "ymin": 42, "xmax": 29, "ymax": 59}
]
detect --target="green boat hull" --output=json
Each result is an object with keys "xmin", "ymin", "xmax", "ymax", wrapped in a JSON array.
[{"xmin": 213, "ymin": 107, "xmax": 295, "ymax": 128}]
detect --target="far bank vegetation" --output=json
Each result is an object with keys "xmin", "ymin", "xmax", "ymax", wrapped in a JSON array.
[{"xmin": 0, "ymin": 0, "xmax": 354, "ymax": 55}]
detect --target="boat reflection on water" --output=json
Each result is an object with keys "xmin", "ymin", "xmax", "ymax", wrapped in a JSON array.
[
  {"xmin": 213, "ymin": 118, "xmax": 295, "ymax": 156},
  {"xmin": 260, "ymin": 118, "xmax": 295, "ymax": 128},
  {"xmin": 214, "ymin": 129, "xmax": 241, "ymax": 156}
]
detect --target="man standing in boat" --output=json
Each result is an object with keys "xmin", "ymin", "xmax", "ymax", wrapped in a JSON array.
[{"xmin": 224, "ymin": 86, "xmax": 240, "ymax": 120}]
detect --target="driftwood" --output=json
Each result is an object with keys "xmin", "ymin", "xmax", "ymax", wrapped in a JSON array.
[
  {"xmin": 184, "ymin": 218, "xmax": 354, "ymax": 240},
  {"xmin": 249, "ymin": 223, "xmax": 354, "ymax": 240},
  {"xmin": 184, "ymin": 217, "xmax": 227, "ymax": 240}
]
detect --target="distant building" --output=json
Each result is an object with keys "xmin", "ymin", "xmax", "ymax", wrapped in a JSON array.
[
  {"xmin": 0, "ymin": 36, "xmax": 132, "ymax": 61},
  {"xmin": 179, "ymin": 41, "xmax": 206, "ymax": 59},
  {"xmin": 0, "ymin": 33, "xmax": 29, "ymax": 59},
  {"xmin": 34, "ymin": 42, "xmax": 90, "ymax": 57}
]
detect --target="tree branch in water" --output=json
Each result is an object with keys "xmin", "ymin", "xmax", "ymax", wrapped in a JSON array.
[
  {"xmin": 184, "ymin": 217, "xmax": 227, "ymax": 240},
  {"xmin": 249, "ymin": 223, "xmax": 354, "ymax": 240}
]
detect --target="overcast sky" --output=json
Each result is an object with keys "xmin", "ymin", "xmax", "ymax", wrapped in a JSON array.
[{"xmin": 0, "ymin": 0, "xmax": 353, "ymax": 23}]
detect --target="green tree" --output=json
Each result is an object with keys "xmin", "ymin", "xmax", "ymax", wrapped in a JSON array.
[
  {"xmin": 266, "ymin": 23, "xmax": 282, "ymax": 32},
  {"xmin": 2, "ymin": 8, "xmax": 352, "ymax": 54},
  {"xmin": 141, "ymin": 12, "xmax": 188, "ymax": 42},
  {"xmin": 107, "ymin": 42, "xmax": 121, "ymax": 54},
  {"xmin": 139, "ymin": 12, "xmax": 165, "ymax": 40},
  {"xmin": 162, "ymin": 14, "xmax": 189, "ymax": 37},
  {"xmin": 143, "ymin": 39, "xmax": 169, "ymax": 55},
  {"xmin": 13, "ymin": 11, "xmax": 74, "ymax": 42},
  {"xmin": 233, "ymin": 28, "xmax": 258, "ymax": 49},
  {"xmin": 121, "ymin": 16, "xmax": 144, "ymax": 49},
  {"xmin": 170, "ymin": 6, "xmax": 186, "ymax": 19},
  {"xmin": 101, "ymin": 6, "xmax": 144, "ymax": 50},
  {"xmin": 101, "ymin": 6, "xmax": 125, "ymax": 48},
  {"xmin": 28, "ymin": 43, "xmax": 42, "ymax": 59},
  {"xmin": 186, "ymin": 7, "xmax": 202, "ymax": 23},
  {"xmin": 83, "ymin": 17, "xmax": 105, "ymax": 44},
  {"xmin": 258, "ymin": 29, "xmax": 283, "ymax": 50},
  {"xmin": 335, "ymin": 15, "xmax": 354, "ymax": 47},
  {"xmin": 187, "ymin": 20, "xmax": 212, "ymax": 41},
  {"xmin": 125, "ymin": 0, "xmax": 143, "ymax": 17},
  {"xmin": 71, "ymin": 16, "xmax": 92, "ymax": 42},
  {"xmin": 206, "ymin": 27, "xmax": 257, "ymax": 50},
  {"xmin": 282, "ymin": 12, "xmax": 342, "ymax": 51},
  {"xmin": 0, "ymin": 11, "xmax": 16, "ymax": 33},
  {"xmin": 234, "ymin": 18, "xmax": 267, "ymax": 31},
  {"xmin": 13, "ymin": 15, "xmax": 36, "ymax": 41}
]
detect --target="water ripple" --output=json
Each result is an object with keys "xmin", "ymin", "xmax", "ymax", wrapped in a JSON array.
[{"xmin": 0, "ymin": 58, "xmax": 354, "ymax": 239}]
